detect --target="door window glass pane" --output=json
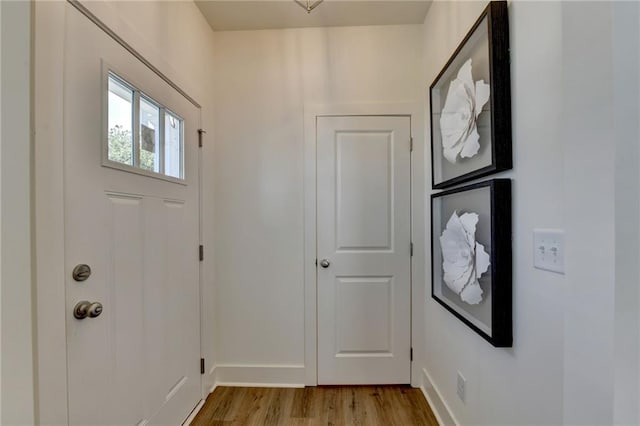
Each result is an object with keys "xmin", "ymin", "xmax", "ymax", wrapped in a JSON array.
[
  {"xmin": 165, "ymin": 111, "xmax": 183, "ymax": 179},
  {"xmin": 105, "ymin": 71, "xmax": 185, "ymax": 181},
  {"xmin": 107, "ymin": 75, "xmax": 134, "ymax": 166},
  {"xmin": 139, "ymin": 97, "xmax": 160, "ymax": 173}
]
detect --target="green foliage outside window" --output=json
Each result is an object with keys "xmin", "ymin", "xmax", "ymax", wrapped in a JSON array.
[{"xmin": 108, "ymin": 125, "xmax": 154, "ymax": 170}]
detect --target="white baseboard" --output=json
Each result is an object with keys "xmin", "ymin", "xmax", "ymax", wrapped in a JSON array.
[
  {"xmin": 208, "ymin": 364, "xmax": 217, "ymax": 393},
  {"xmin": 183, "ymin": 398, "xmax": 206, "ymax": 426},
  {"xmin": 213, "ymin": 364, "xmax": 306, "ymax": 388},
  {"xmin": 421, "ymin": 368, "xmax": 458, "ymax": 426}
]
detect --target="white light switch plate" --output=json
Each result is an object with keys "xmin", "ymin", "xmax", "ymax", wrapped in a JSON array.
[{"xmin": 533, "ymin": 229, "xmax": 565, "ymax": 274}]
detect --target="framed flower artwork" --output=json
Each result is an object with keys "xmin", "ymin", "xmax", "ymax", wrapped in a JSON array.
[
  {"xmin": 430, "ymin": 1, "xmax": 512, "ymax": 189},
  {"xmin": 431, "ymin": 179, "xmax": 512, "ymax": 347}
]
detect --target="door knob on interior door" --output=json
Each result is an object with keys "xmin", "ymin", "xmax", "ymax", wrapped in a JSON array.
[
  {"xmin": 320, "ymin": 259, "xmax": 330, "ymax": 268},
  {"xmin": 73, "ymin": 301, "xmax": 103, "ymax": 319}
]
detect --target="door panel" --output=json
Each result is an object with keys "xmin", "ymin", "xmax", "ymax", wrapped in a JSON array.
[
  {"xmin": 336, "ymin": 131, "xmax": 392, "ymax": 250},
  {"xmin": 336, "ymin": 276, "xmax": 393, "ymax": 354},
  {"xmin": 64, "ymin": 5, "xmax": 201, "ymax": 425},
  {"xmin": 317, "ymin": 116, "xmax": 411, "ymax": 385}
]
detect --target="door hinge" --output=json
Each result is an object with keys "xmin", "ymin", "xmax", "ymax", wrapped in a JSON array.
[
  {"xmin": 410, "ymin": 137, "xmax": 414, "ymax": 152},
  {"xmin": 199, "ymin": 245, "xmax": 204, "ymax": 261},
  {"xmin": 198, "ymin": 129, "xmax": 206, "ymax": 148},
  {"xmin": 410, "ymin": 242, "xmax": 414, "ymax": 257},
  {"xmin": 410, "ymin": 347, "xmax": 413, "ymax": 362},
  {"xmin": 315, "ymin": 259, "xmax": 318, "ymax": 267},
  {"xmin": 200, "ymin": 358, "xmax": 205, "ymax": 375}
]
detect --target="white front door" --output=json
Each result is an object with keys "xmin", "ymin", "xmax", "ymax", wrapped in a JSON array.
[
  {"xmin": 64, "ymin": 6, "xmax": 201, "ymax": 425},
  {"xmin": 317, "ymin": 115, "xmax": 412, "ymax": 385}
]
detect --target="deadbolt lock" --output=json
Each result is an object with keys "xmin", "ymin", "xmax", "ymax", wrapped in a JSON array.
[{"xmin": 72, "ymin": 264, "xmax": 92, "ymax": 282}]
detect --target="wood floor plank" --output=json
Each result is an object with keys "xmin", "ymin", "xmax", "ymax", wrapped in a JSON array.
[
  {"xmin": 284, "ymin": 418, "xmax": 318, "ymax": 426},
  {"xmin": 370, "ymin": 386, "xmax": 397, "ymax": 426},
  {"xmin": 263, "ymin": 388, "xmax": 294, "ymax": 426},
  {"xmin": 385, "ymin": 386, "xmax": 426, "ymax": 426},
  {"xmin": 212, "ymin": 387, "xmax": 246, "ymax": 422},
  {"xmin": 355, "ymin": 388, "xmax": 374, "ymax": 426},
  {"xmin": 238, "ymin": 387, "xmax": 272, "ymax": 426},
  {"xmin": 404, "ymin": 387, "xmax": 439, "ymax": 426},
  {"xmin": 290, "ymin": 387, "xmax": 320, "ymax": 419},
  {"xmin": 190, "ymin": 385, "xmax": 438, "ymax": 426},
  {"xmin": 319, "ymin": 386, "xmax": 340, "ymax": 426}
]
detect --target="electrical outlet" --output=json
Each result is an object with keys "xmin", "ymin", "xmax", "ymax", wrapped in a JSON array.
[
  {"xmin": 533, "ymin": 229, "xmax": 565, "ymax": 274},
  {"xmin": 457, "ymin": 372, "xmax": 466, "ymax": 403}
]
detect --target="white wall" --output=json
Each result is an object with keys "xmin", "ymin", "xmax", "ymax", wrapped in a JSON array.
[
  {"xmin": 422, "ymin": 1, "xmax": 640, "ymax": 425},
  {"xmin": 212, "ymin": 25, "xmax": 423, "ymax": 382},
  {"xmin": 1, "ymin": 3, "xmax": 3, "ymax": 419},
  {"xmin": 1, "ymin": 1, "xmax": 35, "ymax": 424},
  {"xmin": 34, "ymin": 2, "xmax": 217, "ymax": 423},
  {"xmin": 612, "ymin": 3, "xmax": 639, "ymax": 423},
  {"xmin": 561, "ymin": 2, "xmax": 640, "ymax": 424},
  {"xmin": 563, "ymin": 2, "xmax": 640, "ymax": 424},
  {"xmin": 422, "ymin": 1, "xmax": 565, "ymax": 424},
  {"xmin": 561, "ymin": 2, "xmax": 615, "ymax": 423},
  {"xmin": 1, "ymin": 4, "xmax": 3, "ymax": 421}
]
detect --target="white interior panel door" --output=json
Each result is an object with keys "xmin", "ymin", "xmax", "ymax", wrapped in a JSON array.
[
  {"xmin": 317, "ymin": 116, "xmax": 411, "ymax": 385},
  {"xmin": 64, "ymin": 6, "xmax": 201, "ymax": 425}
]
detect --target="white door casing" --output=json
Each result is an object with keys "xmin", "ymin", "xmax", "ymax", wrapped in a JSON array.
[
  {"xmin": 316, "ymin": 116, "xmax": 412, "ymax": 385},
  {"xmin": 64, "ymin": 7, "xmax": 201, "ymax": 425}
]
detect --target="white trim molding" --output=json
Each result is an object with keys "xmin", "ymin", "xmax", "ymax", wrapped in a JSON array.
[
  {"xmin": 183, "ymin": 399, "xmax": 206, "ymax": 426},
  {"xmin": 1, "ymin": 1, "xmax": 36, "ymax": 423},
  {"xmin": 34, "ymin": 2, "xmax": 69, "ymax": 424},
  {"xmin": 421, "ymin": 368, "xmax": 458, "ymax": 426},
  {"xmin": 202, "ymin": 363, "xmax": 217, "ymax": 396},
  {"xmin": 303, "ymin": 101, "xmax": 425, "ymax": 387},
  {"xmin": 213, "ymin": 364, "xmax": 306, "ymax": 388}
]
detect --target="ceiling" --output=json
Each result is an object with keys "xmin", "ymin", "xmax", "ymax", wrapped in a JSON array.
[{"xmin": 194, "ymin": 1, "xmax": 432, "ymax": 31}]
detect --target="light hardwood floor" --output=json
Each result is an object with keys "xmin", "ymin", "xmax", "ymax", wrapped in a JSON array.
[{"xmin": 190, "ymin": 385, "xmax": 438, "ymax": 426}]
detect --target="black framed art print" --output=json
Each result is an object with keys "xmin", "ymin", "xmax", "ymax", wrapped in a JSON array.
[
  {"xmin": 431, "ymin": 179, "xmax": 512, "ymax": 347},
  {"xmin": 430, "ymin": 1, "xmax": 512, "ymax": 189}
]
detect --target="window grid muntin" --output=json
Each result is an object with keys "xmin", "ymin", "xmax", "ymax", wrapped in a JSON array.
[{"xmin": 138, "ymin": 94, "xmax": 162, "ymax": 173}]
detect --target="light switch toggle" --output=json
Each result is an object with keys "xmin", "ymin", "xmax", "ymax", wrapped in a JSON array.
[{"xmin": 533, "ymin": 229, "xmax": 565, "ymax": 274}]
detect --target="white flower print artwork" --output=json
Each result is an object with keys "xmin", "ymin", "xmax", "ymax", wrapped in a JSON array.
[
  {"xmin": 439, "ymin": 59, "xmax": 490, "ymax": 164},
  {"xmin": 439, "ymin": 211, "xmax": 491, "ymax": 305}
]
